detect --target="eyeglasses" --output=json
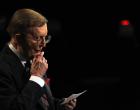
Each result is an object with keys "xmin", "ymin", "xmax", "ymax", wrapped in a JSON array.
[
  {"xmin": 16, "ymin": 33, "xmax": 52, "ymax": 44},
  {"xmin": 33, "ymin": 35, "xmax": 52, "ymax": 44}
]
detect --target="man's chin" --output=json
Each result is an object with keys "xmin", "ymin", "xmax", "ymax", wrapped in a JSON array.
[{"xmin": 32, "ymin": 50, "xmax": 42, "ymax": 57}]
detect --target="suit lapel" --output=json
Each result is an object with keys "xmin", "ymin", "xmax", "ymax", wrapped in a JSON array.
[{"xmin": 43, "ymin": 84, "xmax": 55, "ymax": 110}]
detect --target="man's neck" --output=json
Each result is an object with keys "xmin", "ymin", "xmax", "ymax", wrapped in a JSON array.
[{"xmin": 8, "ymin": 42, "xmax": 27, "ymax": 61}]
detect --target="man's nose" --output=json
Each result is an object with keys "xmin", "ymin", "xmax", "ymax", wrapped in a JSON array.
[{"xmin": 39, "ymin": 37, "xmax": 46, "ymax": 47}]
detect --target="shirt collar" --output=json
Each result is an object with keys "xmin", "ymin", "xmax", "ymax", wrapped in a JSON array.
[{"xmin": 8, "ymin": 43, "xmax": 27, "ymax": 66}]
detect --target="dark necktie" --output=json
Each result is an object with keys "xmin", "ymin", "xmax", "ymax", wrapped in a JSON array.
[
  {"xmin": 24, "ymin": 60, "xmax": 31, "ymax": 73},
  {"xmin": 23, "ymin": 60, "xmax": 31, "ymax": 81}
]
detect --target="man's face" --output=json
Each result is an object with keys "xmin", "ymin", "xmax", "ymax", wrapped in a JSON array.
[{"xmin": 22, "ymin": 23, "xmax": 48, "ymax": 59}]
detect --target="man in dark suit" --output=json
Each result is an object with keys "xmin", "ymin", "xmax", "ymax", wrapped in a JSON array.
[{"xmin": 0, "ymin": 8, "xmax": 76, "ymax": 110}]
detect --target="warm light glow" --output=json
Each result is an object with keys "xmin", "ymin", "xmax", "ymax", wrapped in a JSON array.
[{"xmin": 120, "ymin": 20, "xmax": 130, "ymax": 26}]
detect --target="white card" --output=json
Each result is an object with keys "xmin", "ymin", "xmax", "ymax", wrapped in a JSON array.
[{"xmin": 61, "ymin": 90, "xmax": 87, "ymax": 104}]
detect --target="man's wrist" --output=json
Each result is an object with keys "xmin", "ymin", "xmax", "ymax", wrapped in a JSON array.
[{"xmin": 30, "ymin": 75, "xmax": 45, "ymax": 87}]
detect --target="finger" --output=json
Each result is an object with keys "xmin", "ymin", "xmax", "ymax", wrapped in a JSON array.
[
  {"xmin": 72, "ymin": 98, "xmax": 77, "ymax": 103},
  {"xmin": 38, "ymin": 52, "xmax": 44, "ymax": 62},
  {"xmin": 34, "ymin": 52, "xmax": 44, "ymax": 60},
  {"xmin": 32, "ymin": 57, "xmax": 42, "ymax": 69},
  {"xmin": 32, "ymin": 57, "xmax": 36, "ymax": 63},
  {"xmin": 43, "ymin": 57, "xmax": 47, "ymax": 63},
  {"xmin": 32, "ymin": 58, "xmax": 38, "ymax": 66},
  {"xmin": 37, "ymin": 52, "xmax": 44, "ymax": 58},
  {"xmin": 41, "ymin": 51, "xmax": 44, "ymax": 56},
  {"xmin": 64, "ymin": 104, "xmax": 73, "ymax": 110},
  {"xmin": 42, "ymin": 58, "xmax": 48, "ymax": 67},
  {"xmin": 35, "ymin": 56, "xmax": 44, "ymax": 63},
  {"xmin": 33, "ymin": 62, "xmax": 41, "ymax": 69},
  {"xmin": 34, "ymin": 52, "xmax": 42, "ymax": 57},
  {"xmin": 67, "ymin": 99, "xmax": 76, "ymax": 108},
  {"xmin": 45, "ymin": 62, "xmax": 48, "ymax": 68}
]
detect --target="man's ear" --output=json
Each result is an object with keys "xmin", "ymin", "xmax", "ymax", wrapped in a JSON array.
[
  {"xmin": 10, "ymin": 34, "xmax": 22, "ymax": 49},
  {"xmin": 15, "ymin": 34, "xmax": 23, "ymax": 44}
]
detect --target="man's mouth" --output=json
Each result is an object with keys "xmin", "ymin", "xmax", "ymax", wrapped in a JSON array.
[{"xmin": 34, "ymin": 49, "xmax": 42, "ymax": 53}]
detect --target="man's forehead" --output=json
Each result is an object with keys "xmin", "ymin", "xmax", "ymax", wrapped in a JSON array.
[{"xmin": 32, "ymin": 24, "xmax": 48, "ymax": 36}]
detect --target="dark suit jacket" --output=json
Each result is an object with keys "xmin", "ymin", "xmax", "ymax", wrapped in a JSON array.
[{"xmin": 0, "ymin": 45, "xmax": 63, "ymax": 110}]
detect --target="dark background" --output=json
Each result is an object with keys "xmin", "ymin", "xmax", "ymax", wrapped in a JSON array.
[{"xmin": 0, "ymin": 0, "xmax": 139, "ymax": 110}]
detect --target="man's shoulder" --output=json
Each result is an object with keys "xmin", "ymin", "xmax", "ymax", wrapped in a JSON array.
[
  {"xmin": 0, "ymin": 50, "xmax": 10, "ymax": 62},
  {"xmin": 0, "ymin": 52, "xmax": 18, "ymax": 78},
  {"xmin": 0, "ymin": 53, "xmax": 10, "ymax": 67},
  {"xmin": 0, "ymin": 48, "xmax": 17, "ymax": 71},
  {"xmin": 0, "ymin": 45, "xmax": 18, "ymax": 62}
]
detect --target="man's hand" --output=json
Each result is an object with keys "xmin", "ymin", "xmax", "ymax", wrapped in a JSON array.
[
  {"xmin": 30, "ymin": 52, "xmax": 48, "ymax": 78},
  {"xmin": 64, "ymin": 99, "xmax": 77, "ymax": 110}
]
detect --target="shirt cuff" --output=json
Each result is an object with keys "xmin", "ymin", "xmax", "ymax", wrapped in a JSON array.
[{"xmin": 30, "ymin": 75, "xmax": 45, "ymax": 87}]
